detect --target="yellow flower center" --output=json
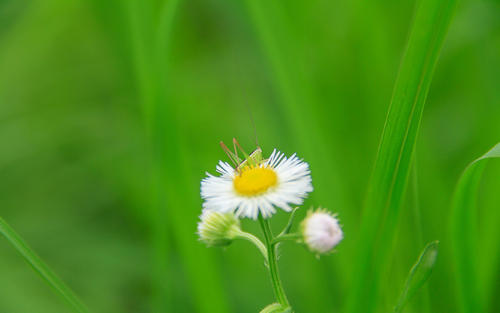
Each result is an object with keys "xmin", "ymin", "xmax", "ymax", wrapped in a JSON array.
[{"xmin": 233, "ymin": 166, "xmax": 278, "ymax": 196}]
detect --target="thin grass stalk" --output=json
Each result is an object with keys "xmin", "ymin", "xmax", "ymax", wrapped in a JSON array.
[
  {"xmin": 126, "ymin": 2, "xmax": 171, "ymax": 311},
  {"xmin": 410, "ymin": 157, "xmax": 431, "ymax": 313},
  {"xmin": 345, "ymin": 0, "xmax": 458, "ymax": 312},
  {"xmin": 0, "ymin": 217, "xmax": 90, "ymax": 313}
]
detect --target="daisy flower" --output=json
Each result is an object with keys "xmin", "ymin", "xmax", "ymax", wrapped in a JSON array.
[{"xmin": 201, "ymin": 148, "xmax": 313, "ymax": 219}]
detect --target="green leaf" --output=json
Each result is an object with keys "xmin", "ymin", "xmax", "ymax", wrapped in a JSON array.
[
  {"xmin": 450, "ymin": 142, "xmax": 500, "ymax": 313},
  {"xmin": 0, "ymin": 217, "xmax": 90, "ymax": 313},
  {"xmin": 345, "ymin": 0, "xmax": 458, "ymax": 312},
  {"xmin": 393, "ymin": 241, "xmax": 439, "ymax": 313}
]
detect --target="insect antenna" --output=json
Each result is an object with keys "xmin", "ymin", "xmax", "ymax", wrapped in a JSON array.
[
  {"xmin": 220, "ymin": 141, "xmax": 241, "ymax": 168},
  {"xmin": 228, "ymin": 40, "xmax": 260, "ymax": 149},
  {"xmin": 244, "ymin": 98, "xmax": 260, "ymax": 149}
]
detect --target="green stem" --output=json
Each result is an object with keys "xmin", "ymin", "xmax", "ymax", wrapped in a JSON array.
[
  {"xmin": 258, "ymin": 216, "xmax": 290, "ymax": 308},
  {"xmin": 272, "ymin": 233, "xmax": 301, "ymax": 245},
  {"xmin": 278, "ymin": 207, "xmax": 299, "ymax": 237},
  {"xmin": 235, "ymin": 231, "xmax": 268, "ymax": 259}
]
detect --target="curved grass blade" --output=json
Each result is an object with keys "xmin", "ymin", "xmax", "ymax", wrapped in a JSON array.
[
  {"xmin": 450, "ymin": 142, "xmax": 500, "ymax": 313},
  {"xmin": 345, "ymin": 0, "xmax": 458, "ymax": 312},
  {"xmin": 0, "ymin": 217, "xmax": 90, "ymax": 313},
  {"xmin": 393, "ymin": 241, "xmax": 439, "ymax": 313}
]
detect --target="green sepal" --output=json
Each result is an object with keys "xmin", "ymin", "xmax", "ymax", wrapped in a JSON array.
[{"xmin": 259, "ymin": 303, "xmax": 292, "ymax": 313}]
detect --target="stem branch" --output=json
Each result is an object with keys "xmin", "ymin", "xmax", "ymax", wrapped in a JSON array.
[
  {"xmin": 272, "ymin": 233, "xmax": 301, "ymax": 245},
  {"xmin": 236, "ymin": 231, "xmax": 268, "ymax": 259}
]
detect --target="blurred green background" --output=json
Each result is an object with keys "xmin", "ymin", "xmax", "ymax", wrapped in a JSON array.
[{"xmin": 0, "ymin": 0, "xmax": 499, "ymax": 312}]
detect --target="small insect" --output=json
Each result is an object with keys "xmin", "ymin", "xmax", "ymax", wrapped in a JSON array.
[{"xmin": 220, "ymin": 138, "xmax": 263, "ymax": 173}]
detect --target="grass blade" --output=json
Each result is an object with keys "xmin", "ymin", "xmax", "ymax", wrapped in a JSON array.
[
  {"xmin": 0, "ymin": 217, "xmax": 89, "ymax": 313},
  {"xmin": 345, "ymin": 0, "xmax": 457, "ymax": 312},
  {"xmin": 125, "ymin": 1, "xmax": 230, "ymax": 312},
  {"xmin": 450, "ymin": 142, "xmax": 500, "ymax": 313},
  {"xmin": 393, "ymin": 241, "xmax": 439, "ymax": 313}
]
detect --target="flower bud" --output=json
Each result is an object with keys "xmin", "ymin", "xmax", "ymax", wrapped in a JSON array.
[
  {"xmin": 197, "ymin": 211, "xmax": 241, "ymax": 247},
  {"xmin": 301, "ymin": 209, "xmax": 343, "ymax": 254}
]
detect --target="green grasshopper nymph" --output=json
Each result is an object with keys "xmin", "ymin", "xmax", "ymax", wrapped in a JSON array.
[{"xmin": 220, "ymin": 138, "xmax": 263, "ymax": 174}]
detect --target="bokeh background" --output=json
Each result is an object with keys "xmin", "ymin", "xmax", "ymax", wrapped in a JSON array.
[{"xmin": 0, "ymin": 0, "xmax": 499, "ymax": 312}]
